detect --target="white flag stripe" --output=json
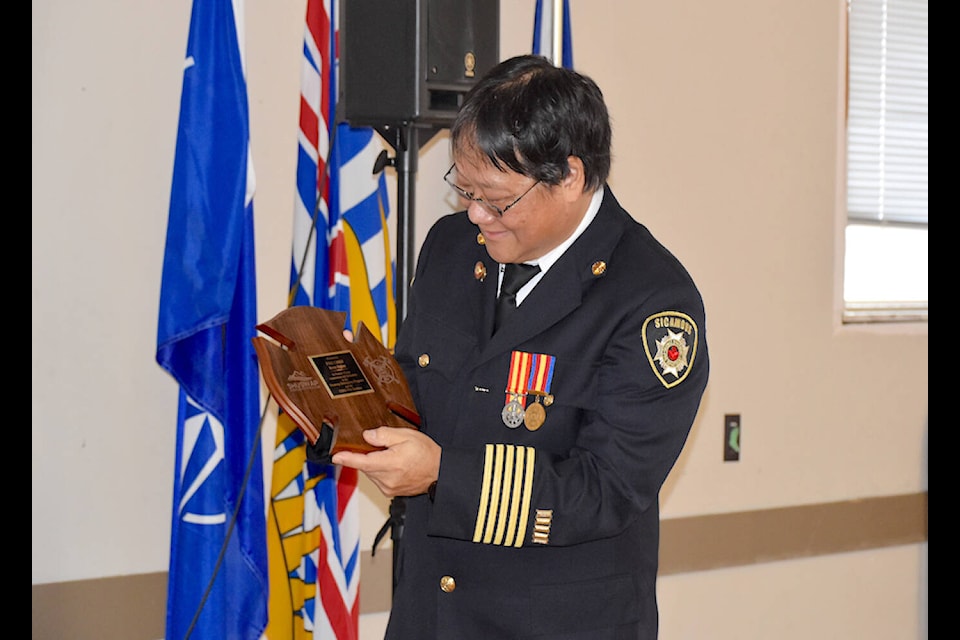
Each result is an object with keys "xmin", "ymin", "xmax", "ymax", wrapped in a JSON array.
[
  {"xmin": 536, "ymin": 0, "xmax": 556, "ymax": 59},
  {"xmin": 297, "ymin": 128, "xmax": 319, "ymax": 165},
  {"xmin": 360, "ymin": 232, "xmax": 387, "ymax": 290},
  {"xmin": 301, "ymin": 26, "xmax": 321, "ymax": 114},
  {"xmin": 338, "ymin": 134, "xmax": 382, "ymax": 213},
  {"xmin": 291, "ymin": 197, "xmax": 318, "ymax": 297}
]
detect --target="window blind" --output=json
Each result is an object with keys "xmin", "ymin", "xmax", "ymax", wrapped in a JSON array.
[{"xmin": 847, "ymin": 0, "xmax": 928, "ymax": 225}]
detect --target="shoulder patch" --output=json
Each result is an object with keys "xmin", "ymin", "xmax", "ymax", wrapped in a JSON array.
[{"xmin": 641, "ymin": 311, "xmax": 700, "ymax": 388}]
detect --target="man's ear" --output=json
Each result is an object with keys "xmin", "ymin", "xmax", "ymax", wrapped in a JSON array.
[{"xmin": 560, "ymin": 156, "xmax": 587, "ymax": 200}]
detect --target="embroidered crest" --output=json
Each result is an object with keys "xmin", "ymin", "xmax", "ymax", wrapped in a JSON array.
[{"xmin": 641, "ymin": 311, "xmax": 699, "ymax": 388}]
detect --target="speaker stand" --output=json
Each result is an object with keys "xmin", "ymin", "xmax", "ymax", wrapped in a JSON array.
[{"xmin": 370, "ymin": 120, "xmax": 445, "ymax": 595}]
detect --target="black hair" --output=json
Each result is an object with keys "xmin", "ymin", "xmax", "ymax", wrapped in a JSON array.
[{"xmin": 450, "ymin": 54, "xmax": 612, "ymax": 192}]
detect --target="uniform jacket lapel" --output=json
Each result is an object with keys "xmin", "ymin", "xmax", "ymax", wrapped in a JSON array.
[{"xmin": 479, "ymin": 187, "xmax": 629, "ymax": 363}]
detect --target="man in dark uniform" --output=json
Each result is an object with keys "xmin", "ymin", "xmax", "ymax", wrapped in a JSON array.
[{"xmin": 332, "ymin": 54, "xmax": 709, "ymax": 639}]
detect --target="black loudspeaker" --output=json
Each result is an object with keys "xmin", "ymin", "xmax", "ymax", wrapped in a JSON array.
[{"xmin": 340, "ymin": 0, "xmax": 500, "ymax": 128}]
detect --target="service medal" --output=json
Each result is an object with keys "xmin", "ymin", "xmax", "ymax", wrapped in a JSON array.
[
  {"xmin": 523, "ymin": 353, "xmax": 556, "ymax": 431},
  {"xmin": 502, "ymin": 399, "xmax": 525, "ymax": 429},
  {"xmin": 524, "ymin": 401, "xmax": 546, "ymax": 431},
  {"xmin": 502, "ymin": 352, "xmax": 534, "ymax": 430},
  {"xmin": 503, "ymin": 351, "xmax": 557, "ymax": 431}
]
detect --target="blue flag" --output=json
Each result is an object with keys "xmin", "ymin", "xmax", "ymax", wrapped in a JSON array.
[
  {"xmin": 533, "ymin": 0, "xmax": 574, "ymax": 69},
  {"xmin": 156, "ymin": 0, "xmax": 267, "ymax": 638}
]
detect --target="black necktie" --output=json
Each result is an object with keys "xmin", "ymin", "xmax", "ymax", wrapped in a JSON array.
[{"xmin": 494, "ymin": 263, "xmax": 540, "ymax": 334}]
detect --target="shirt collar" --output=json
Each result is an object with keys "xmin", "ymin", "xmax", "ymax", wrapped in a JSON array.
[
  {"xmin": 500, "ymin": 186, "xmax": 605, "ymax": 302},
  {"xmin": 533, "ymin": 186, "xmax": 604, "ymax": 275}
]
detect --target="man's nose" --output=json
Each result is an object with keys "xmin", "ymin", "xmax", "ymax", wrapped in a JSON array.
[{"xmin": 466, "ymin": 200, "xmax": 497, "ymax": 224}]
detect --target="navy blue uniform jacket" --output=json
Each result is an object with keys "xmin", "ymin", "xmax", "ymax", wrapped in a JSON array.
[{"xmin": 386, "ymin": 187, "xmax": 709, "ymax": 639}]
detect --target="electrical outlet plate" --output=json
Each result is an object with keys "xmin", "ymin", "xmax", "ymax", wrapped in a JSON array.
[{"xmin": 724, "ymin": 414, "xmax": 740, "ymax": 461}]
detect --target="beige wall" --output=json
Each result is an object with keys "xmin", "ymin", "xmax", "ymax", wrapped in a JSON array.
[{"xmin": 32, "ymin": 1, "xmax": 927, "ymax": 639}]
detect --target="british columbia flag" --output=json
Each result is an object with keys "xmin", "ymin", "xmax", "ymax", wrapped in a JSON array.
[{"xmin": 265, "ymin": 0, "xmax": 395, "ymax": 638}]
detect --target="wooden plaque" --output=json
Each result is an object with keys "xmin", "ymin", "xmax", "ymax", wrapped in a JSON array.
[{"xmin": 252, "ymin": 306, "xmax": 420, "ymax": 458}]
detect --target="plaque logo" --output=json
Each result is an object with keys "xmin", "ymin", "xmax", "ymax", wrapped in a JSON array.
[{"xmin": 286, "ymin": 370, "xmax": 321, "ymax": 392}]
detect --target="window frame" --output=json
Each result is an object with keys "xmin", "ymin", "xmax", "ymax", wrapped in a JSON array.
[{"xmin": 841, "ymin": 0, "xmax": 927, "ymax": 326}]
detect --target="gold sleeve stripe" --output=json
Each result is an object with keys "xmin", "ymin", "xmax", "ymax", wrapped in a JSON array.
[
  {"xmin": 502, "ymin": 446, "xmax": 526, "ymax": 547},
  {"xmin": 482, "ymin": 444, "xmax": 506, "ymax": 543},
  {"xmin": 492, "ymin": 444, "xmax": 515, "ymax": 545},
  {"xmin": 473, "ymin": 444, "xmax": 496, "ymax": 542},
  {"xmin": 514, "ymin": 447, "xmax": 535, "ymax": 547},
  {"xmin": 472, "ymin": 444, "xmax": 537, "ymax": 547}
]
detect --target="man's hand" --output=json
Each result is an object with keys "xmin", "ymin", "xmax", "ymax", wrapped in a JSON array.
[{"xmin": 331, "ymin": 426, "xmax": 440, "ymax": 499}]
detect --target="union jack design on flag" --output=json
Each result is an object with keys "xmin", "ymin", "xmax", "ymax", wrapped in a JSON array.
[{"xmin": 266, "ymin": 0, "xmax": 395, "ymax": 638}]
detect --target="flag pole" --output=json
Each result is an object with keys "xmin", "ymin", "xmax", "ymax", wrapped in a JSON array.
[{"xmin": 552, "ymin": 0, "xmax": 563, "ymax": 66}]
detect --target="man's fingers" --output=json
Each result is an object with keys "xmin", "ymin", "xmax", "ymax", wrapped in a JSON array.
[
  {"xmin": 331, "ymin": 450, "xmax": 358, "ymax": 467},
  {"xmin": 331, "ymin": 433, "xmax": 389, "ymax": 468},
  {"xmin": 332, "ymin": 428, "xmax": 421, "ymax": 472},
  {"xmin": 362, "ymin": 426, "xmax": 416, "ymax": 448}
]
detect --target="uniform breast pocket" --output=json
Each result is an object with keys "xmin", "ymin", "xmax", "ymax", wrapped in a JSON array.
[
  {"xmin": 519, "ymin": 356, "xmax": 600, "ymax": 450},
  {"xmin": 545, "ymin": 356, "xmax": 600, "ymax": 414}
]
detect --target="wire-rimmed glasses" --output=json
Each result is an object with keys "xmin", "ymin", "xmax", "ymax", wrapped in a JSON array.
[{"xmin": 443, "ymin": 164, "xmax": 541, "ymax": 217}]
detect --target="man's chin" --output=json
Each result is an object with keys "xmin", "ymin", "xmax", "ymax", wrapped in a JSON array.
[{"xmin": 480, "ymin": 237, "xmax": 512, "ymax": 264}]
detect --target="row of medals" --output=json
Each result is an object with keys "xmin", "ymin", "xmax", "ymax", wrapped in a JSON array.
[{"xmin": 502, "ymin": 390, "xmax": 553, "ymax": 431}]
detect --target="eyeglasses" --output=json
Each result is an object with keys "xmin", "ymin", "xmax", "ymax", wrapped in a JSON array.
[{"xmin": 443, "ymin": 164, "xmax": 541, "ymax": 217}]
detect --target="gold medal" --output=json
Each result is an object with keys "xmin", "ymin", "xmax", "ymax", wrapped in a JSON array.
[{"xmin": 524, "ymin": 401, "xmax": 546, "ymax": 431}]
